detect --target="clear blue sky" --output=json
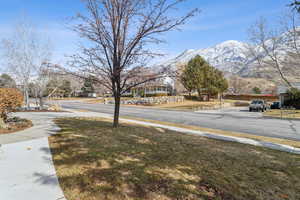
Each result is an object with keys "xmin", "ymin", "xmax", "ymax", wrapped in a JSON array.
[{"xmin": 0, "ymin": 0, "xmax": 291, "ymax": 68}]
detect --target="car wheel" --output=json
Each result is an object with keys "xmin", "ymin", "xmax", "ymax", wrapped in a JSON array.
[{"xmin": 249, "ymin": 108, "xmax": 252, "ymax": 112}]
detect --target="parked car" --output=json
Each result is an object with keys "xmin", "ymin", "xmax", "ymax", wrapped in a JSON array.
[
  {"xmin": 249, "ymin": 100, "xmax": 267, "ymax": 112},
  {"xmin": 270, "ymin": 101, "xmax": 281, "ymax": 109}
]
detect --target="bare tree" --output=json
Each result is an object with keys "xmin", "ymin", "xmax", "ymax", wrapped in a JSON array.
[
  {"xmin": 67, "ymin": 0, "xmax": 198, "ymax": 127},
  {"xmin": 247, "ymin": 11, "xmax": 300, "ymax": 88},
  {"xmin": 290, "ymin": 0, "xmax": 300, "ymax": 12},
  {"xmin": 2, "ymin": 19, "xmax": 52, "ymax": 109},
  {"xmin": 280, "ymin": 12, "xmax": 300, "ymax": 72},
  {"xmin": 247, "ymin": 17, "xmax": 292, "ymax": 87},
  {"xmin": 31, "ymin": 63, "xmax": 53, "ymax": 108}
]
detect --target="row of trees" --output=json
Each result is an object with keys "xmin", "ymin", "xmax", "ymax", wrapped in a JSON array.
[{"xmin": 180, "ymin": 56, "xmax": 228, "ymax": 101}]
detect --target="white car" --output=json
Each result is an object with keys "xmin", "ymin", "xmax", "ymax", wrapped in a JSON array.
[{"xmin": 249, "ymin": 100, "xmax": 267, "ymax": 112}]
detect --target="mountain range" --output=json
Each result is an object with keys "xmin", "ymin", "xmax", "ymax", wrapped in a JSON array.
[
  {"xmin": 158, "ymin": 32, "xmax": 300, "ymax": 82},
  {"xmin": 160, "ymin": 40, "xmax": 249, "ymax": 74}
]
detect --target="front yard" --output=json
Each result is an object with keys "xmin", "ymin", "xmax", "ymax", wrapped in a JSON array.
[{"xmin": 50, "ymin": 118, "xmax": 300, "ymax": 200}]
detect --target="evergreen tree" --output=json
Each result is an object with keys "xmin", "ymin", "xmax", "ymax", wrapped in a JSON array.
[
  {"xmin": 180, "ymin": 56, "xmax": 228, "ymax": 101},
  {"xmin": 81, "ymin": 76, "xmax": 95, "ymax": 94},
  {"xmin": 286, "ymin": 88, "xmax": 300, "ymax": 108},
  {"xmin": 180, "ymin": 67, "xmax": 197, "ymax": 96}
]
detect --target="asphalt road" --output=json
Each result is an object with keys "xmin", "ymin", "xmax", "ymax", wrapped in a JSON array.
[{"xmin": 54, "ymin": 100, "xmax": 300, "ymax": 141}]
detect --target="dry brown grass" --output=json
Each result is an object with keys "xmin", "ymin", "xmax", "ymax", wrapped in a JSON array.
[
  {"xmin": 264, "ymin": 109, "xmax": 300, "ymax": 119},
  {"xmin": 125, "ymin": 100, "xmax": 236, "ymax": 111},
  {"xmin": 50, "ymin": 117, "xmax": 300, "ymax": 200},
  {"xmin": 121, "ymin": 116, "xmax": 300, "ymax": 148}
]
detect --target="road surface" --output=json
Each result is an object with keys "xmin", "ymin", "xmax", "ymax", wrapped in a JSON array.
[{"xmin": 53, "ymin": 100, "xmax": 300, "ymax": 141}]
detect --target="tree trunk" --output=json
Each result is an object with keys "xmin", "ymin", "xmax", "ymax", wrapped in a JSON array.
[
  {"xmin": 39, "ymin": 97, "xmax": 44, "ymax": 110},
  {"xmin": 197, "ymin": 89, "xmax": 202, "ymax": 101},
  {"xmin": 24, "ymin": 89, "xmax": 30, "ymax": 109},
  {"xmin": 113, "ymin": 93, "xmax": 121, "ymax": 128}
]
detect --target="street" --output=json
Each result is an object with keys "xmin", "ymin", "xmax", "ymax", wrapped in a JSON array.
[{"xmin": 53, "ymin": 100, "xmax": 300, "ymax": 141}]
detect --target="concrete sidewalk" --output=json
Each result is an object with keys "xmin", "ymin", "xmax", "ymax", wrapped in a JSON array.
[{"xmin": 0, "ymin": 138, "xmax": 66, "ymax": 200}]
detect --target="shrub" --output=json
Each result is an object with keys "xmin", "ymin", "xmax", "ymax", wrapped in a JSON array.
[
  {"xmin": 285, "ymin": 88, "xmax": 300, "ymax": 109},
  {"xmin": 0, "ymin": 88, "xmax": 23, "ymax": 121}
]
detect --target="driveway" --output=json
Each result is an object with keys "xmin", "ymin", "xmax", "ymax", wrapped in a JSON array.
[{"xmin": 53, "ymin": 100, "xmax": 300, "ymax": 141}]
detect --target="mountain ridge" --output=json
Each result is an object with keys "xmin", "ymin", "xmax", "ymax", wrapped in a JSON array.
[
  {"xmin": 159, "ymin": 39, "xmax": 250, "ymax": 74},
  {"xmin": 158, "ymin": 31, "xmax": 300, "ymax": 82}
]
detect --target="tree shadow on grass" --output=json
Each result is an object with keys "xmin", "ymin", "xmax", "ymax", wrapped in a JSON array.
[
  {"xmin": 33, "ymin": 172, "xmax": 61, "ymax": 186},
  {"xmin": 46, "ymin": 118, "xmax": 300, "ymax": 200}
]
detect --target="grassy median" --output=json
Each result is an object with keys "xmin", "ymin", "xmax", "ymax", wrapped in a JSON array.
[{"xmin": 50, "ymin": 118, "xmax": 300, "ymax": 200}]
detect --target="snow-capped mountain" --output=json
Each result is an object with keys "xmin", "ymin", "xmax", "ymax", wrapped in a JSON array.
[
  {"xmin": 158, "ymin": 31, "xmax": 300, "ymax": 80},
  {"xmin": 159, "ymin": 40, "xmax": 250, "ymax": 74}
]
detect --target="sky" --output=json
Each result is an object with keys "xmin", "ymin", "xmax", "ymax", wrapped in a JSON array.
[{"xmin": 0, "ymin": 0, "xmax": 292, "ymax": 72}]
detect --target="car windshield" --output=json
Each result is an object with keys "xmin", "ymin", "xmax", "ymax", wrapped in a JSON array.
[{"xmin": 251, "ymin": 100, "xmax": 263, "ymax": 104}]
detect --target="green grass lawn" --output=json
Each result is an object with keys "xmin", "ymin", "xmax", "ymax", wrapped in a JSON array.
[{"xmin": 50, "ymin": 118, "xmax": 300, "ymax": 200}]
